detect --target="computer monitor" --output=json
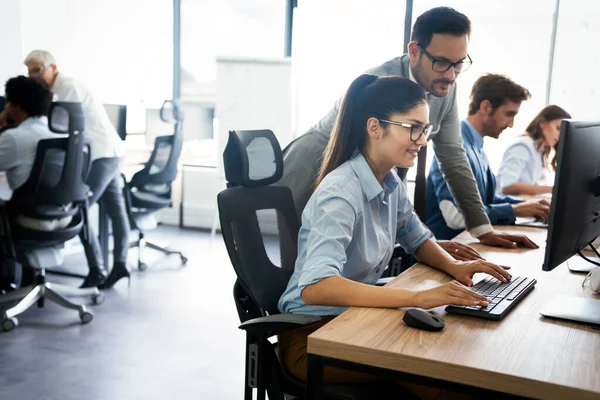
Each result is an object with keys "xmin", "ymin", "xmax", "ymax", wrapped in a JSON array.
[
  {"xmin": 542, "ymin": 120, "xmax": 600, "ymax": 271},
  {"xmin": 103, "ymin": 104, "xmax": 127, "ymax": 141}
]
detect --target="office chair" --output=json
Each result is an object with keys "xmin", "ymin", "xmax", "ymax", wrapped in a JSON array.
[
  {"xmin": 218, "ymin": 129, "xmax": 400, "ymax": 400},
  {"xmin": 123, "ymin": 100, "xmax": 187, "ymax": 270},
  {"xmin": 0, "ymin": 102, "xmax": 103, "ymax": 332}
]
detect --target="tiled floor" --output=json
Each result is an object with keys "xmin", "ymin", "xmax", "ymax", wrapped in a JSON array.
[{"xmin": 0, "ymin": 226, "xmax": 246, "ymax": 400}]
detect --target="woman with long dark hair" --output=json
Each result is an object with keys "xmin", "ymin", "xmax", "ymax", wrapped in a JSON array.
[
  {"xmin": 277, "ymin": 74, "xmax": 512, "ymax": 394},
  {"xmin": 498, "ymin": 105, "xmax": 571, "ymax": 195}
]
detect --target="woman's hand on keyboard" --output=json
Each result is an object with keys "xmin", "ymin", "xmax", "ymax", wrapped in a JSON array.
[
  {"xmin": 447, "ymin": 260, "xmax": 512, "ymax": 287},
  {"xmin": 416, "ymin": 281, "xmax": 489, "ymax": 309}
]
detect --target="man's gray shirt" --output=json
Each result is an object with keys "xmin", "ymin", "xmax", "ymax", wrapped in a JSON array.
[{"xmin": 278, "ymin": 54, "xmax": 492, "ymax": 236}]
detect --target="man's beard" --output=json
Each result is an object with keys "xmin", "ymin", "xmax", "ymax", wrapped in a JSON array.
[{"xmin": 413, "ymin": 67, "xmax": 454, "ymax": 97}]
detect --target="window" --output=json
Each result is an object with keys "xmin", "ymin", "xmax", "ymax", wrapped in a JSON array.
[
  {"xmin": 549, "ymin": 0, "xmax": 600, "ymax": 120},
  {"xmin": 411, "ymin": 0, "xmax": 556, "ymax": 171},
  {"xmin": 19, "ymin": 0, "xmax": 173, "ymax": 106},
  {"xmin": 179, "ymin": 0, "xmax": 286, "ymax": 167},
  {"xmin": 180, "ymin": 0, "xmax": 286, "ymax": 100},
  {"xmin": 293, "ymin": 0, "xmax": 407, "ymax": 134}
]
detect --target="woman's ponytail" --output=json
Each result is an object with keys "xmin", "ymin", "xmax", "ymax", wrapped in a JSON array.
[{"xmin": 316, "ymin": 74, "xmax": 378, "ymax": 187}]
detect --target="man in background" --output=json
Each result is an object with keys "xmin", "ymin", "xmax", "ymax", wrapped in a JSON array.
[
  {"xmin": 23, "ymin": 50, "xmax": 130, "ymax": 289},
  {"xmin": 426, "ymin": 74, "xmax": 550, "ymax": 239}
]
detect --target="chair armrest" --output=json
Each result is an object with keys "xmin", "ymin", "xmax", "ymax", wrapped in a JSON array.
[
  {"xmin": 239, "ymin": 313, "xmax": 321, "ymax": 334},
  {"xmin": 391, "ymin": 243, "xmax": 405, "ymax": 259},
  {"xmin": 375, "ymin": 277, "xmax": 395, "ymax": 286}
]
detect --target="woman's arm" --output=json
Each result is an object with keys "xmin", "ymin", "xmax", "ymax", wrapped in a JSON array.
[
  {"xmin": 301, "ymin": 275, "xmax": 489, "ymax": 309},
  {"xmin": 302, "ymin": 276, "xmax": 418, "ymax": 308},
  {"xmin": 415, "ymin": 238, "xmax": 512, "ymax": 286},
  {"xmin": 502, "ymin": 182, "xmax": 553, "ymax": 196}
]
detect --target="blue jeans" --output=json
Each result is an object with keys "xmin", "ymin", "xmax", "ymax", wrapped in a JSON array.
[{"xmin": 80, "ymin": 157, "xmax": 130, "ymax": 270}]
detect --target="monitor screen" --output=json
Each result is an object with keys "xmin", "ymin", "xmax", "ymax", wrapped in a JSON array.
[
  {"xmin": 103, "ymin": 104, "xmax": 127, "ymax": 141},
  {"xmin": 543, "ymin": 120, "xmax": 600, "ymax": 271}
]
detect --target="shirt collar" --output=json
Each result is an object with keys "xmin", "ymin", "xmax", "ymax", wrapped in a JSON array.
[
  {"xmin": 463, "ymin": 119, "xmax": 484, "ymax": 150},
  {"xmin": 350, "ymin": 153, "xmax": 398, "ymax": 202},
  {"xmin": 19, "ymin": 116, "xmax": 48, "ymax": 128},
  {"xmin": 408, "ymin": 66, "xmax": 430, "ymax": 98}
]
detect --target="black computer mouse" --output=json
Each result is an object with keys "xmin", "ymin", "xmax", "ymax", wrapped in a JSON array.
[{"xmin": 403, "ymin": 308, "xmax": 446, "ymax": 332}]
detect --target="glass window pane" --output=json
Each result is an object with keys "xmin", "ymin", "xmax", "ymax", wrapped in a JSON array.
[
  {"xmin": 180, "ymin": 0, "xmax": 286, "ymax": 100},
  {"xmin": 411, "ymin": 0, "xmax": 556, "ymax": 172},
  {"xmin": 549, "ymin": 0, "xmax": 600, "ymax": 120},
  {"xmin": 293, "ymin": 0, "xmax": 406, "ymax": 134},
  {"xmin": 20, "ymin": 0, "xmax": 173, "ymax": 105}
]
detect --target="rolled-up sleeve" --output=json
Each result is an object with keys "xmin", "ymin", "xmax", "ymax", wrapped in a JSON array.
[
  {"xmin": 297, "ymin": 190, "xmax": 357, "ymax": 290},
  {"xmin": 395, "ymin": 185, "xmax": 432, "ymax": 254}
]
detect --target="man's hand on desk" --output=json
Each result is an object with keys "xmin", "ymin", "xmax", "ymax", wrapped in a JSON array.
[
  {"xmin": 478, "ymin": 230, "xmax": 538, "ymax": 249},
  {"xmin": 446, "ymin": 259, "xmax": 512, "ymax": 287},
  {"xmin": 513, "ymin": 198, "xmax": 551, "ymax": 221},
  {"xmin": 437, "ymin": 240, "xmax": 484, "ymax": 261}
]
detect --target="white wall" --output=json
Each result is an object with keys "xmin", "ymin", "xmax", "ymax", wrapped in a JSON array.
[
  {"xmin": 0, "ymin": 0, "xmax": 172, "ymax": 105},
  {"xmin": 0, "ymin": 0, "xmax": 24, "ymax": 85}
]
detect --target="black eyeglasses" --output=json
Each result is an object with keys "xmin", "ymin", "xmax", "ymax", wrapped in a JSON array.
[
  {"xmin": 379, "ymin": 119, "xmax": 434, "ymax": 142},
  {"xmin": 417, "ymin": 44, "xmax": 472, "ymax": 73},
  {"xmin": 27, "ymin": 67, "xmax": 46, "ymax": 77}
]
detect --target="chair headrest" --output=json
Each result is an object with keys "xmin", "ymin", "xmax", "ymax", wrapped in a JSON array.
[
  {"xmin": 48, "ymin": 102, "xmax": 84, "ymax": 134},
  {"xmin": 223, "ymin": 130, "xmax": 283, "ymax": 188}
]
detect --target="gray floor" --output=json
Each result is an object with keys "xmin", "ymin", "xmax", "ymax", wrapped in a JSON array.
[{"xmin": 0, "ymin": 226, "xmax": 246, "ymax": 400}]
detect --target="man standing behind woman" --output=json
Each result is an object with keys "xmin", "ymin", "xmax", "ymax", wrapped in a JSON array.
[{"xmin": 23, "ymin": 50, "xmax": 130, "ymax": 289}]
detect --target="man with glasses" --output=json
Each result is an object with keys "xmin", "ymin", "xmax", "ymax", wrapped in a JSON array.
[
  {"xmin": 21, "ymin": 50, "xmax": 130, "ymax": 289},
  {"xmin": 279, "ymin": 6, "xmax": 537, "ymax": 251},
  {"xmin": 426, "ymin": 74, "xmax": 549, "ymax": 240}
]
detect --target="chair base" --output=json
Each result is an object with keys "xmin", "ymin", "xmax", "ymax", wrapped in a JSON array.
[
  {"xmin": 0, "ymin": 282, "xmax": 103, "ymax": 332},
  {"xmin": 132, "ymin": 231, "xmax": 188, "ymax": 271}
]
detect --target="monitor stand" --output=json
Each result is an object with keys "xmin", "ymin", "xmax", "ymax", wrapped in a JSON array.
[
  {"xmin": 568, "ymin": 254, "xmax": 598, "ymax": 273},
  {"xmin": 540, "ymin": 295, "xmax": 600, "ymax": 326}
]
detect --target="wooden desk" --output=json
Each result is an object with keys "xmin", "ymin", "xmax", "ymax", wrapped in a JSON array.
[{"xmin": 307, "ymin": 226, "xmax": 600, "ymax": 400}]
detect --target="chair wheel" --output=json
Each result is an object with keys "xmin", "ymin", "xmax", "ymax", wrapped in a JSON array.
[
  {"xmin": 79, "ymin": 310, "xmax": 93, "ymax": 324},
  {"xmin": 180, "ymin": 255, "xmax": 188, "ymax": 265},
  {"xmin": 92, "ymin": 293, "xmax": 105, "ymax": 305},
  {"xmin": 138, "ymin": 262, "xmax": 148, "ymax": 271},
  {"xmin": 2, "ymin": 317, "xmax": 18, "ymax": 332}
]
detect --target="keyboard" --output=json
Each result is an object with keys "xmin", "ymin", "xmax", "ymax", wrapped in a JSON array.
[
  {"xmin": 445, "ymin": 276, "xmax": 537, "ymax": 320},
  {"xmin": 515, "ymin": 217, "xmax": 548, "ymax": 228}
]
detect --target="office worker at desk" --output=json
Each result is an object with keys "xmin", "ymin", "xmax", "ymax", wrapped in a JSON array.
[
  {"xmin": 23, "ymin": 50, "xmax": 130, "ymax": 289},
  {"xmin": 426, "ymin": 74, "xmax": 550, "ymax": 240},
  {"xmin": 497, "ymin": 105, "xmax": 571, "ymax": 196},
  {"xmin": 278, "ymin": 75, "xmax": 512, "ymax": 397},
  {"xmin": 0, "ymin": 76, "xmax": 70, "ymax": 230},
  {"xmin": 279, "ymin": 6, "xmax": 535, "ymax": 250}
]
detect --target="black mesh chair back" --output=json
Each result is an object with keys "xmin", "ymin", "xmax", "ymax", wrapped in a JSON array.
[
  {"xmin": 8, "ymin": 102, "xmax": 91, "ymax": 243},
  {"xmin": 219, "ymin": 129, "xmax": 300, "ymax": 319},
  {"xmin": 128, "ymin": 100, "xmax": 183, "ymax": 205}
]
